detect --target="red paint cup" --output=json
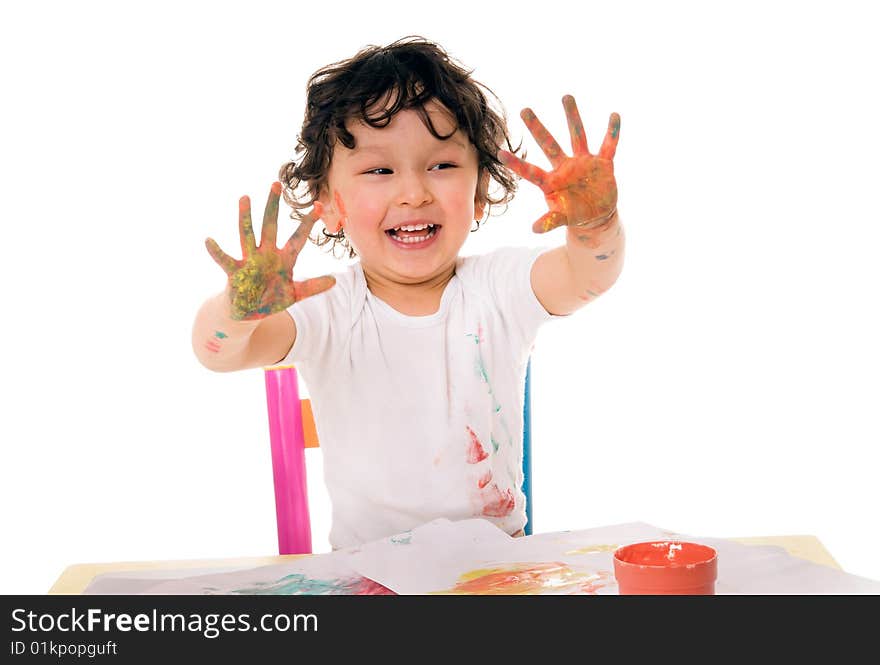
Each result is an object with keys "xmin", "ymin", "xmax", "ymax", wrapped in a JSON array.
[{"xmin": 613, "ymin": 541, "xmax": 718, "ymax": 595}]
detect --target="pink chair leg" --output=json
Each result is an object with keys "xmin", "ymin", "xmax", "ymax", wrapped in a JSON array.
[{"xmin": 264, "ymin": 366, "xmax": 312, "ymax": 555}]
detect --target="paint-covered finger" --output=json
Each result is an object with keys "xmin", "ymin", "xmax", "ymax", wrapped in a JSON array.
[
  {"xmin": 282, "ymin": 206, "xmax": 321, "ymax": 256},
  {"xmin": 563, "ymin": 95, "xmax": 589, "ymax": 156},
  {"xmin": 292, "ymin": 275, "xmax": 336, "ymax": 302},
  {"xmin": 498, "ymin": 150, "xmax": 549, "ymax": 190},
  {"xmin": 532, "ymin": 211, "xmax": 568, "ymax": 234},
  {"xmin": 521, "ymin": 108, "xmax": 566, "ymax": 169},
  {"xmin": 205, "ymin": 237, "xmax": 239, "ymax": 274},
  {"xmin": 260, "ymin": 181, "xmax": 282, "ymax": 250},
  {"xmin": 598, "ymin": 113, "xmax": 621, "ymax": 160},
  {"xmin": 239, "ymin": 195, "xmax": 257, "ymax": 259}
]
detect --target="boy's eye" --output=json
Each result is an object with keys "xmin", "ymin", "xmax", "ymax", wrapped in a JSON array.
[
  {"xmin": 430, "ymin": 163, "xmax": 457, "ymax": 171},
  {"xmin": 364, "ymin": 167, "xmax": 393, "ymax": 175}
]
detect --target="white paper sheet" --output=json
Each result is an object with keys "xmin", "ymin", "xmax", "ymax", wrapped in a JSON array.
[
  {"xmin": 83, "ymin": 565, "xmax": 258, "ymax": 595},
  {"xmin": 699, "ymin": 537, "xmax": 880, "ymax": 595},
  {"xmin": 347, "ymin": 520, "xmax": 679, "ymax": 595}
]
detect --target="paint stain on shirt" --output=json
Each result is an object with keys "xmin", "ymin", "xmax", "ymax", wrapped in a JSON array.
[
  {"xmin": 466, "ymin": 426, "xmax": 489, "ymax": 464},
  {"xmin": 481, "ymin": 484, "xmax": 515, "ymax": 518},
  {"xmin": 477, "ymin": 470, "xmax": 493, "ymax": 489}
]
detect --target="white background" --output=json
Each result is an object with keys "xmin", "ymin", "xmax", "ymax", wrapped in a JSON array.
[{"xmin": 1, "ymin": 0, "xmax": 878, "ymax": 593}]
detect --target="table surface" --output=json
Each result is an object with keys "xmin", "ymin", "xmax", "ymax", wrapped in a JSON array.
[{"xmin": 47, "ymin": 534, "xmax": 841, "ymax": 594}]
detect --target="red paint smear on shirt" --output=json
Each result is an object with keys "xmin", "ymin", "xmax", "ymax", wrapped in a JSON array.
[
  {"xmin": 481, "ymin": 484, "xmax": 515, "ymax": 517},
  {"xmin": 477, "ymin": 470, "xmax": 493, "ymax": 489},
  {"xmin": 466, "ymin": 426, "xmax": 489, "ymax": 464}
]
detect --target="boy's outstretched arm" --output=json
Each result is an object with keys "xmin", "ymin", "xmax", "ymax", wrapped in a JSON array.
[
  {"xmin": 500, "ymin": 95, "xmax": 624, "ymax": 316},
  {"xmin": 192, "ymin": 182, "xmax": 335, "ymax": 372}
]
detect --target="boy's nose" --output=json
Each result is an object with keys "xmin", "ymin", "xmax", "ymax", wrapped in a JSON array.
[{"xmin": 395, "ymin": 171, "xmax": 433, "ymax": 207}]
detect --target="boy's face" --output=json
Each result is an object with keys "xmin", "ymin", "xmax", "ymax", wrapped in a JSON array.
[{"xmin": 320, "ymin": 100, "xmax": 484, "ymax": 285}]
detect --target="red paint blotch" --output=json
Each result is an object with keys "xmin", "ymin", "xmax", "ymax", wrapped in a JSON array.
[
  {"xmin": 481, "ymin": 484, "xmax": 515, "ymax": 517},
  {"xmin": 466, "ymin": 426, "xmax": 489, "ymax": 464}
]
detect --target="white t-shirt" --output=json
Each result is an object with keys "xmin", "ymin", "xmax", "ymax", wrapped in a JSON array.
[{"xmin": 284, "ymin": 246, "xmax": 555, "ymax": 549}]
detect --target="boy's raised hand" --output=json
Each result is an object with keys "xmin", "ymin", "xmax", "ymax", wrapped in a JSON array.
[
  {"xmin": 499, "ymin": 95, "xmax": 620, "ymax": 233},
  {"xmin": 205, "ymin": 182, "xmax": 335, "ymax": 321}
]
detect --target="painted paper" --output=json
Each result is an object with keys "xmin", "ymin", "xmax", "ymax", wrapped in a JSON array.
[{"xmin": 82, "ymin": 519, "xmax": 880, "ymax": 595}]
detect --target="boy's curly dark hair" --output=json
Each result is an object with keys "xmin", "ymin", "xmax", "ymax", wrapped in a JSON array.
[{"xmin": 278, "ymin": 36, "xmax": 521, "ymax": 258}]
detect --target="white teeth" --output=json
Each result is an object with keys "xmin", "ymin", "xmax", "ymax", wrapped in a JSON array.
[
  {"xmin": 395, "ymin": 224, "xmax": 431, "ymax": 232},
  {"xmin": 391, "ymin": 227, "xmax": 437, "ymax": 244}
]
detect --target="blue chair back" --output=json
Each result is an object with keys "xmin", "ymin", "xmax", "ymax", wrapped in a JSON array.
[{"xmin": 522, "ymin": 358, "xmax": 533, "ymax": 536}]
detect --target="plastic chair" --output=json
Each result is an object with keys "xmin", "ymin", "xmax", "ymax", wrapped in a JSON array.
[{"xmin": 264, "ymin": 360, "xmax": 534, "ymax": 555}]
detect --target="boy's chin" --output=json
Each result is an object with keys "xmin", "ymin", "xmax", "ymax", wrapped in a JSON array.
[
  {"xmin": 366, "ymin": 255, "xmax": 456, "ymax": 286},
  {"xmin": 390, "ymin": 261, "xmax": 453, "ymax": 284}
]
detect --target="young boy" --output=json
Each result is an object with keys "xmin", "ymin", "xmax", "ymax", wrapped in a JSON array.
[{"xmin": 192, "ymin": 37, "xmax": 623, "ymax": 549}]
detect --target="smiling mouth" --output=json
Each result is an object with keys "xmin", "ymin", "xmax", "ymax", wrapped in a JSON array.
[{"xmin": 385, "ymin": 223, "xmax": 440, "ymax": 244}]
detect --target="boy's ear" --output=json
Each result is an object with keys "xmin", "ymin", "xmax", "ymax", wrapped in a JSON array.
[
  {"xmin": 317, "ymin": 187, "xmax": 343, "ymax": 233},
  {"xmin": 474, "ymin": 199, "xmax": 486, "ymax": 221},
  {"xmin": 474, "ymin": 172, "xmax": 490, "ymax": 220}
]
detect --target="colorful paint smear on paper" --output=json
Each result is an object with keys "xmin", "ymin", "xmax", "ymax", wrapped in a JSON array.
[
  {"xmin": 565, "ymin": 544, "xmax": 620, "ymax": 556},
  {"xmin": 232, "ymin": 573, "xmax": 395, "ymax": 595},
  {"xmin": 431, "ymin": 562, "xmax": 612, "ymax": 595},
  {"xmin": 391, "ymin": 532, "xmax": 413, "ymax": 545}
]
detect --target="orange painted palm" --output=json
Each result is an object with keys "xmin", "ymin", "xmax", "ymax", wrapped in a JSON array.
[
  {"xmin": 500, "ymin": 95, "xmax": 620, "ymax": 233},
  {"xmin": 205, "ymin": 182, "xmax": 335, "ymax": 321}
]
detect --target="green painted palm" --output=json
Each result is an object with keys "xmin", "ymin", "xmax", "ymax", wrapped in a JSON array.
[{"xmin": 205, "ymin": 182, "xmax": 335, "ymax": 320}]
